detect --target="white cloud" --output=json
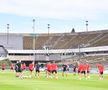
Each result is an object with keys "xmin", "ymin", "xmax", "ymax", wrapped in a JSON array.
[{"xmin": 0, "ymin": 0, "xmax": 108, "ymax": 20}]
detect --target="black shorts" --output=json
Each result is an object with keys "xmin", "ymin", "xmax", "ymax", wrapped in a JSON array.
[
  {"xmin": 15, "ymin": 69, "xmax": 18, "ymax": 72},
  {"xmin": 73, "ymin": 69, "xmax": 76, "ymax": 72},
  {"xmin": 29, "ymin": 69, "xmax": 33, "ymax": 72},
  {"xmin": 63, "ymin": 68, "xmax": 67, "ymax": 72},
  {"xmin": 2, "ymin": 68, "xmax": 5, "ymax": 70},
  {"xmin": 15, "ymin": 68, "xmax": 18, "ymax": 72},
  {"xmin": 52, "ymin": 70, "xmax": 57, "ymax": 74},
  {"xmin": 100, "ymin": 72, "xmax": 103, "ymax": 75},
  {"xmin": 81, "ymin": 71, "xmax": 86, "ymax": 74},
  {"xmin": 10, "ymin": 68, "xmax": 14, "ymax": 70},
  {"xmin": 78, "ymin": 70, "xmax": 80, "ymax": 73},
  {"xmin": 87, "ymin": 71, "xmax": 90, "ymax": 73},
  {"xmin": 36, "ymin": 69, "xmax": 40, "ymax": 73},
  {"xmin": 18, "ymin": 68, "xmax": 22, "ymax": 72}
]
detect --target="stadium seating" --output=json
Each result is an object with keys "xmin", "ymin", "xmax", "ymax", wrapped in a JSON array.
[{"xmin": 23, "ymin": 30, "xmax": 108, "ymax": 49}]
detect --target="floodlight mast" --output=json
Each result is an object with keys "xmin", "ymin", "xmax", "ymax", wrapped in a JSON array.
[
  {"xmin": 47, "ymin": 24, "xmax": 50, "ymax": 55},
  {"xmin": 32, "ymin": 19, "xmax": 36, "ymax": 62},
  {"xmin": 7, "ymin": 24, "xmax": 9, "ymax": 45},
  {"xmin": 86, "ymin": 20, "xmax": 88, "ymax": 32},
  {"xmin": 48, "ymin": 24, "xmax": 50, "ymax": 37}
]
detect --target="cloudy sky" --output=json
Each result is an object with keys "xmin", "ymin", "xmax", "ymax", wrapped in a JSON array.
[{"xmin": 0, "ymin": 0, "xmax": 108, "ymax": 33}]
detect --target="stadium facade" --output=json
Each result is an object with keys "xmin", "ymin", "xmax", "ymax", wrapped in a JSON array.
[{"xmin": 0, "ymin": 30, "xmax": 108, "ymax": 64}]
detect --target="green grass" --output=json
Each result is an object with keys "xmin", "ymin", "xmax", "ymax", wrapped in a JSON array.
[{"xmin": 0, "ymin": 70, "xmax": 108, "ymax": 90}]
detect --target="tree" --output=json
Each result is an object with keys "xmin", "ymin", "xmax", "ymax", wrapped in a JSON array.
[{"xmin": 0, "ymin": 59, "xmax": 11, "ymax": 69}]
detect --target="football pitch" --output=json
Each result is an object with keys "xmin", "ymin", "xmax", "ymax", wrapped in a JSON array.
[{"xmin": 0, "ymin": 70, "xmax": 108, "ymax": 90}]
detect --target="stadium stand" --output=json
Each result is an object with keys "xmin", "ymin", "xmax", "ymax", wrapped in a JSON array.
[
  {"xmin": 0, "ymin": 30, "xmax": 108, "ymax": 63},
  {"xmin": 22, "ymin": 30, "xmax": 108, "ymax": 50}
]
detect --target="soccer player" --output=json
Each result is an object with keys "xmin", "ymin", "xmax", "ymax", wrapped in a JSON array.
[
  {"xmin": 73, "ymin": 65, "xmax": 77, "ymax": 75},
  {"xmin": 46, "ymin": 62, "xmax": 52, "ymax": 78},
  {"xmin": 62, "ymin": 63, "xmax": 69, "ymax": 78},
  {"xmin": 73, "ymin": 62, "xmax": 78, "ymax": 76},
  {"xmin": 10, "ymin": 63, "xmax": 14, "ymax": 70},
  {"xmin": 29, "ymin": 61, "xmax": 34, "ymax": 78},
  {"xmin": 15, "ymin": 60, "xmax": 23, "ymax": 78},
  {"xmin": 86, "ymin": 61, "xmax": 90, "ymax": 79},
  {"xmin": 97, "ymin": 63, "xmax": 104, "ymax": 80},
  {"xmin": 51, "ymin": 61, "xmax": 58, "ymax": 79},
  {"xmin": 80, "ymin": 62, "xmax": 86, "ymax": 80},
  {"xmin": 77, "ymin": 61, "xmax": 81, "ymax": 75},
  {"xmin": 35, "ymin": 62, "xmax": 40, "ymax": 78},
  {"xmin": 22, "ymin": 63, "xmax": 26, "ymax": 70},
  {"xmin": 2, "ymin": 63, "xmax": 6, "ymax": 70},
  {"xmin": 15, "ymin": 61, "xmax": 19, "ymax": 77}
]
